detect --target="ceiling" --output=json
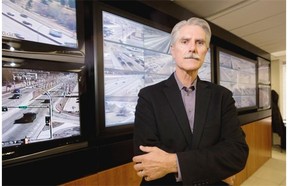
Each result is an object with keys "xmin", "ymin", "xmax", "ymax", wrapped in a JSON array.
[{"xmin": 171, "ymin": 0, "xmax": 286, "ymax": 60}]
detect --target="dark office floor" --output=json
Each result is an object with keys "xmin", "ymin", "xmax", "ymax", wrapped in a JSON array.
[{"xmin": 241, "ymin": 134, "xmax": 286, "ymax": 186}]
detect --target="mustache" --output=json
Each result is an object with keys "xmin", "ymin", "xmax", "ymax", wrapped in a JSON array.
[{"xmin": 183, "ymin": 53, "xmax": 200, "ymax": 60}]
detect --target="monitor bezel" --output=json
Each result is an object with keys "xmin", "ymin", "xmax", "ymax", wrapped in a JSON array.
[
  {"xmin": 216, "ymin": 47, "xmax": 258, "ymax": 113},
  {"xmin": 2, "ymin": 57, "xmax": 88, "ymax": 166},
  {"xmin": 93, "ymin": 3, "xmax": 174, "ymax": 139},
  {"xmin": 93, "ymin": 2, "xmax": 215, "ymax": 140}
]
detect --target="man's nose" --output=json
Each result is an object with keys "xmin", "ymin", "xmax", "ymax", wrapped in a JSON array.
[{"xmin": 188, "ymin": 42, "xmax": 196, "ymax": 52}]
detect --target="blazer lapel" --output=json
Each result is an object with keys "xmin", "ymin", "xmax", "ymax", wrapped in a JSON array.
[
  {"xmin": 163, "ymin": 75, "xmax": 193, "ymax": 146},
  {"xmin": 192, "ymin": 80, "xmax": 211, "ymax": 148}
]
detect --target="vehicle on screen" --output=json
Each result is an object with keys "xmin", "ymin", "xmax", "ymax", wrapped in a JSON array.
[
  {"xmin": 14, "ymin": 112, "xmax": 37, "ymax": 124},
  {"xmin": 9, "ymin": 93, "xmax": 21, "ymax": 99}
]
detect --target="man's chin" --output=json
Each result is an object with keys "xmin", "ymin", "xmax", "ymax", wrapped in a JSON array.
[{"xmin": 180, "ymin": 65, "xmax": 201, "ymax": 72}]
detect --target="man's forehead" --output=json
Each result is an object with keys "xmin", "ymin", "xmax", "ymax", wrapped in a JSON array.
[
  {"xmin": 177, "ymin": 34, "xmax": 206, "ymax": 42},
  {"xmin": 178, "ymin": 25, "xmax": 206, "ymax": 38}
]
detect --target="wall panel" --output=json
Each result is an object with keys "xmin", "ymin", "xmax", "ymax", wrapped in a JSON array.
[{"xmin": 63, "ymin": 117, "xmax": 272, "ymax": 186}]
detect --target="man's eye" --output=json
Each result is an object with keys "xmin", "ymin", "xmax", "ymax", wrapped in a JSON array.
[
  {"xmin": 181, "ymin": 40, "xmax": 188, "ymax": 44},
  {"xmin": 196, "ymin": 41, "xmax": 205, "ymax": 46}
]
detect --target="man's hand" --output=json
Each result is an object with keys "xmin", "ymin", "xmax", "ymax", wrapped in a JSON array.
[{"xmin": 132, "ymin": 146, "xmax": 178, "ymax": 181}]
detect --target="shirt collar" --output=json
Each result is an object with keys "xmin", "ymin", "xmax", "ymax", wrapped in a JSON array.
[{"xmin": 174, "ymin": 72, "xmax": 197, "ymax": 91}]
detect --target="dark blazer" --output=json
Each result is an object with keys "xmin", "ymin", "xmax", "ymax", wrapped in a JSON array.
[{"xmin": 134, "ymin": 74, "xmax": 249, "ymax": 186}]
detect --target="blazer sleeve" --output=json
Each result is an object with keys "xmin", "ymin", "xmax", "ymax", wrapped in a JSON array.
[{"xmin": 133, "ymin": 87, "xmax": 166, "ymax": 155}]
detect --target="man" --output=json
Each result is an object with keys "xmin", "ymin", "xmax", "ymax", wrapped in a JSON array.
[{"xmin": 132, "ymin": 17, "xmax": 249, "ymax": 185}]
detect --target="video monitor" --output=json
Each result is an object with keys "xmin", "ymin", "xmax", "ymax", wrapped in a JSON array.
[
  {"xmin": 258, "ymin": 85, "xmax": 271, "ymax": 109},
  {"xmin": 258, "ymin": 57, "xmax": 270, "ymax": 85},
  {"xmin": 2, "ymin": 68, "xmax": 80, "ymax": 146},
  {"xmin": 2, "ymin": 0, "xmax": 85, "ymax": 64},
  {"xmin": 2, "ymin": 58, "xmax": 87, "ymax": 165},
  {"xmin": 2, "ymin": 0, "xmax": 77, "ymax": 48},
  {"xmin": 102, "ymin": 11, "xmax": 212, "ymax": 127},
  {"xmin": 218, "ymin": 49, "xmax": 257, "ymax": 110}
]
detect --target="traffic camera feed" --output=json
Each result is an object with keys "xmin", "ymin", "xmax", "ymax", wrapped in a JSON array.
[
  {"xmin": 219, "ymin": 51, "xmax": 256, "ymax": 109},
  {"xmin": 2, "ymin": 0, "xmax": 77, "ymax": 48},
  {"xmin": 2, "ymin": 68, "xmax": 80, "ymax": 147},
  {"xmin": 103, "ymin": 11, "xmax": 211, "ymax": 127}
]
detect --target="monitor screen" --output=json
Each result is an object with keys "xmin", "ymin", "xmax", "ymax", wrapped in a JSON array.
[
  {"xmin": 2, "ymin": 0, "xmax": 77, "ymax": 48},
  {"xmin": 102, "ymin": 11, "xmax": 212, "ymax": 127},
  {"xmin": 258, "ymin": 85, "xmax": 271, "ymax": 109},
  {"xmin": 258, "ymin": 57, "xmax": 270, "ymax": 85},
  {"xmin": 2, "ymin": 67, "xmax": 82, "ymax": 149},
  {"xmin": 219, "ymin": 50, "xmax": 257, "ymax": 109}
]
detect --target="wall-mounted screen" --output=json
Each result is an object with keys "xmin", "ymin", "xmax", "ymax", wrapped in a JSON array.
[
  {"xmin": 218, "ymin": 50, "xmax": 257, "ymax": 109},
  {"xmin": 2, "ymin": 68, "xmax": 80, "ymax": 146},
  {"xmin": 258, "ymin": 57, "xmax": 270, "ymax": 84},
  {"xmin": 199, "ymin": 49, "xmax": 212, "ymax": 82},
  {"xmin": 102, "ymin": 11, "xmax": 212, "ymax": 127},
  {"xmin": 257, "ymin": 57, "xmax": 271, "ymax": 110},
  {"xmin": 258, "ymin": 85, "xmax": 271, "ymax": 109},
  {"xmin": 2, "ymin": 0, "xmax": 77, "ymax": 48},
  {"xmin": 2, "ymin": 58, "xmax": 87, "ymax": 165}
]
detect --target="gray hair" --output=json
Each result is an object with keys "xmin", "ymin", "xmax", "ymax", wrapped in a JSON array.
[{"xmin": 171, "ymin": 17, "xmax": 211, "ymax": 48}]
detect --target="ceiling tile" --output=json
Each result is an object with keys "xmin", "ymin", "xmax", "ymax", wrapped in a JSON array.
[
  {"xmin": 207, "ymin": 1, "xmax": 285, "ymax": 30},
  {"xmin": 231, "ymin": 13, "xmax": 286, "ymax": 37},
  {"xmin": 172, "ymin": 0, "xmax": 245, "ymax": 17}
]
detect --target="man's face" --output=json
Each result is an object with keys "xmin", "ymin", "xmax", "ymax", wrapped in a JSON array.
[{"xmin": 171, "ymin": 25, "xmax": 208, "ymax": 73}]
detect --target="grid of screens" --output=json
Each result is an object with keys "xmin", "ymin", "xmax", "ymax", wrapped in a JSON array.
[
  {"xmin": 2, "ymin": 68, "xmax": 81, "ymax": 147},
  {"xmin": 258, "ymin": 57, "xmax": 271, "ymax": 109},
  {"xmin": 102, "ymin": 11, "xmax": 211, "ymax": 127},
  {"xmin": 219, "ymin": 51, "xmax": 256, "ymax": 109},
  {"xmin": 2, "ymin": 0, "xmax": 77, "ymax": 48}
]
